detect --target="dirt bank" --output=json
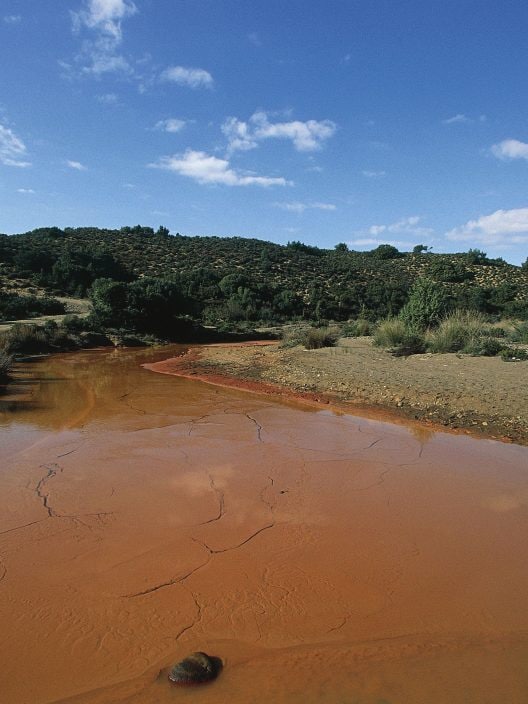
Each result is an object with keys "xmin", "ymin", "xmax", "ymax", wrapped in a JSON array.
[{"xmin": 147, "ymin": 338, "xmax": 528, "ymax": 444}]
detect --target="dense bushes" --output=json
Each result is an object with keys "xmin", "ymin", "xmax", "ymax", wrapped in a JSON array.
[
  {"xmin": 0, "ymin": 292, "xmax": 65, "ymax": 321},
  {"xmin": 372, "ymin": 307, "xmax": 527, "ymax": 359},
  {"xmin": 89, "ymin": 277, "xmax": 196, "ymax": 337}
]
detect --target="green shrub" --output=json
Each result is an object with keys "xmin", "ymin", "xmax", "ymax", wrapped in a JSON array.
[
  {"xmin": 61, "ymin": 314, "xmax": 87, "ymax": 332},
  {"xmin": 428, "ymin": 259, "xmax": 474, "ymax": 283},
  {"xmin": 462, "ymin": 336, "xmax": 504, "ymax": 357},
  {"xmin": 485, "ymin": 326, "xmax": 508, "ymax": 338},
  {"xmin": 341, "ymin": 319, "xmax": 372, "ymax": 337},
  {"xmin": 389, "ymin": 332, "xmax": 426, "ymax": 356},
  {"xmin": 280, "ymin": 325, "xmax": 310, "ymax": 348},
  {"xmin": 0, "ymin": 324, "xmax": 49, "ymax": 354},
  {"xmin": 509, "ymin": 322, "xmax": 528, "ymax": 343},
  {"xmin": 399, "ymin": 277, "xmax": 448, "ymax": 333},
  {"xmin": 500, "ymin": 347, "xmax": 528, "ymax": 362},
  {"xmin": 373, "ymin": 318, "xmax": 407, "ymax": 347},
  {"xmin": 426, "ymin": 311, "xmax": 487, "ymax": 353},
  {"xmin": 302, "ymin": 326, "xmax": 339, "ymax": 349},
  {"xmin": 0, "ymin": 292, "xmax": 65, "ymax": 321}
]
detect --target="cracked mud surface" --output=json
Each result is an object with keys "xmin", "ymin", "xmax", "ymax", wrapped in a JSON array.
[
  {"xmin": 152, "ymin": 338, "xmax": 528, "ymax": 444},
  {"xmin": 0, "ymin": 346, "xmax": 528, "ymax": 703}
]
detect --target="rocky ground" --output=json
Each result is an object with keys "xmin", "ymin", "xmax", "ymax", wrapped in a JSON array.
[{"xmin": 160, "ymin": 338, "xmax": 528, "ymax": 445}]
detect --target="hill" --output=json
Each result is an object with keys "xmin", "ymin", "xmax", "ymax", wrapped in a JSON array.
[{"xmin": 1, "ymin": 226, "xmax": 527, "ymax": 332}]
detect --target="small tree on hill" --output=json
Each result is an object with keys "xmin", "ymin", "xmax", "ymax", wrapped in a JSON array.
[
  {"xmin": 465, "ymin": 248, "xmax": 488, "ymax": 265},
  {"xmin": 369, "ymin": 244, "xmax": 402, "ymax": 260},
  {"xmin": 413, "ymin": 244, "xmax": 430, "ymax": 254}
]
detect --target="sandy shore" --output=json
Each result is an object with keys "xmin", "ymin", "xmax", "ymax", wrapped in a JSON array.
[{"xmin": 147, "ymin": 338, "xmax": 528, "ymax": 445}]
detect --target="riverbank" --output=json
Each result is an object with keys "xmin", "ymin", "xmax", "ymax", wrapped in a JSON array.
[{"xmin": 146, "ymin": 338, "xmax": 528, "ymax": 445}]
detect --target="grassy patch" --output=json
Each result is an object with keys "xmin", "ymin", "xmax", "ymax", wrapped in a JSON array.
[
  {"xmin": 341, "ymin": 319, "xmax": 372, "ymax": 337},
  {"xmin": 426, "ymin": 311, "xmax": 488, "ymax": 353},
  {"xmin": 0, "ymin": 323, "xmax": 50, "ymax": 354},
  {"xmin": 302, "ymin": 326, "xmax": 339, "ymax": 349},
  {"xmin": 373, "ymin": 318, "xmax": 408, "ymax": 347}
]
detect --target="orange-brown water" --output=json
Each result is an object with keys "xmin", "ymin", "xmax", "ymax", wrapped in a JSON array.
[{"xmin": 1, "ymin": 347, "xmax": 527, "ymax": 704}]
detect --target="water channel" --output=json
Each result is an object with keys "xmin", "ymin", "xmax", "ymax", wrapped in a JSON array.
[{"xmin": 1, "ymin": 346, "xmax": 527, "ymax": 703}]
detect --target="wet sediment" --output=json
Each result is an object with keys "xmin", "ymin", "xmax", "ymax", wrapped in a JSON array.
[{"xmin": 0, "ymin": 346, "xmax": 527, "ymax": 703}]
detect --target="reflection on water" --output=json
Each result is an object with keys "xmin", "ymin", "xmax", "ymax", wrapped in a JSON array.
[{"xmin": 0, "ymin": 347, "xmax": 527, "ymax": 704}]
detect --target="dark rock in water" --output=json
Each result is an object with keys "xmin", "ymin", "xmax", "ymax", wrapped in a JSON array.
[{"xmin": 168, "ymin": 652, "xmax": 222, "ymax": 685}]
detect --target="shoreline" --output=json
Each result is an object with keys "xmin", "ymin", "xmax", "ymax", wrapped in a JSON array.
[{"xmin": 144, "ymin": 339, "xmax": 528, "ymax": 445}]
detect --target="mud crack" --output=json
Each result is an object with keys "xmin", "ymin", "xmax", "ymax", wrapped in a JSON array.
[
  {"xmin": 245, "ymin": 413, "xmax": 263, "ymax": 442},
  {"xmin": 188, "ymin": 414, "xmax": 213, "ymax": 437},
  {"xmin": 122, "ymin": 554, "xmax": 212, "ymax": 598},
  {"xmin": 197, "ymin": 473, "xmax": 225, "ymax": 526},
  {"xmin": 175, "ymin": 591, "xmax": 203, "ymax": 641},
  {"xmin": 35, "ymin": 463, "xmax": 63, "ymax": 518}
]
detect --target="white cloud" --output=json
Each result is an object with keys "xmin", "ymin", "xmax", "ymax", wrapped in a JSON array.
[
  {"xmin": 154, "ymin": 118, "xmax": 187, "ymax": 133},
  {"xmin": 70, "ymin": 0, "xmax": 137, "ymax": 76},
  {"xmin": 352, "ymin": 216, "xmax": 433, "ymax": 246},
  {"xmin": 491, "ymin": 139, "xmax": 528, "ymax": 161},
  {"xmin": 223, "ymin": 111, "xmax": 336, "ymax": 153},
  {"xmin": 160, "ymin": 66, "xmax": 213, "ymax": 89},
  {"xmin": 222, "ymin": 117, "xmax": 258, "ymax": 152},
  {"xmin": 82, "ymin": 39, "xmax": 132, "ymax": 75},
  {"xmin": 362, "ymin": 170, "xmax": 386, "ymax": 178},
  {"xmin": 150, "ymin": 149, "xmax": 290, "ymax": 187},
  {"xmin": 442, "ymin": 113, "xmax": 470, "ymax": 125},
  {"xmin": 247, "ymin": 32, "xmax": 262, "ymax": 46},
  {"xmin": 364, "ymin": 216, "xmax": 432, "ymax": 237},
  {"xmin": 0, "ymin": 123, "xmax": 31, "ymax": 167},
  {"xmin": 66, "ymin": 160, "xmax": 87, "ymax": 170},
  {"xmin": 446, "ymin": 207, "xmax": 528, "ymax": 245},
  {"xmin": 274, "ymin": 201, "xmax": 336, "ymax": 213},
  {"xmin": 3, "ymin": 14, "xmax": 22, "ymax": 24},
  {"xmin": 97, "ymin": 92, "xmax": 120, "ymax": 105},
  {"xmin": 17, "ymin": 188, "xmax": 35, "ymax": 194},
  {"xmin": 72, "ymin": 0, "xmax": 137, "ymax": 41},
  {"xmin": 348, "ymin": 237, "xmax": 415, "ymax": 248}
]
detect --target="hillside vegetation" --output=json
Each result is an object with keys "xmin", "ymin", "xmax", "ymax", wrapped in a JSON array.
[{"xmin": 1, "ymin": 226, "xmax": 527, "ymax": 342}]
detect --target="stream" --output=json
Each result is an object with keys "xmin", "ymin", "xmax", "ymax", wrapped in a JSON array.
[{"xmin": 1, "ymin": 346, "xmax": 527, "ymax": 703}]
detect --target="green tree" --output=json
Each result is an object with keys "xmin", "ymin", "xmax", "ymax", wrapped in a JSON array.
[
  {"xmin": 89, "ymin": 278, "xmax": 128, "ymax": 326},
  {"xmin": 465, "ymin": 248, "xmax": 488, "ymax": 265},
  {"xmin": 399, "ymin": 277, "xmax": 447, "ymax": 332},
  {"xmin": 369, "ymin": 244, "xmax": 402, "ymax": 260}
]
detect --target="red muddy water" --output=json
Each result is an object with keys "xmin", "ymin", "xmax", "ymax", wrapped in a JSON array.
[{"xmin": 0, "ymin": 346, "xmax": 527, "ymax": 703}]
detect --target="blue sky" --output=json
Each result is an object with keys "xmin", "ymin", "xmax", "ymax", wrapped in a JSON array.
[{"xmin": 1, "ymin": 0, "xmax": 528, "ymax": 263}]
